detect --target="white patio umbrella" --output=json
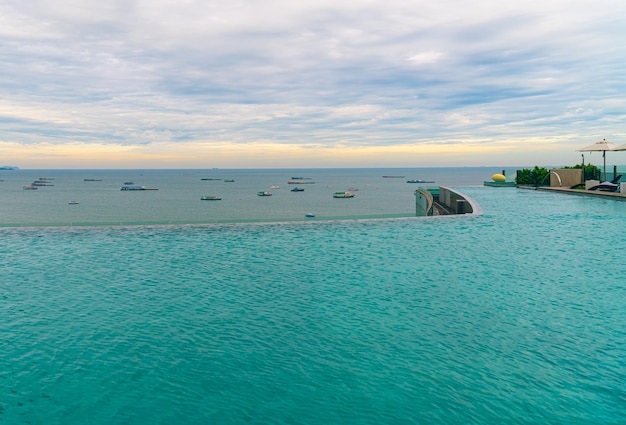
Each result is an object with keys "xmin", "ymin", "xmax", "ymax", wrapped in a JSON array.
[
  {"xmin": 579, "ymin": 139, "xmax": 619, "ymax": 181},
  {"xmin": 614, "ymin": 143, "xmax": 626, "ymax": 151}
]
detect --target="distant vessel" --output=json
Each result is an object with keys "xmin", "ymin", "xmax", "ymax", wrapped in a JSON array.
[
  {"xmin": 224, "ymin": 179, "xmax": 235, "ymax": 183},
  {"xmin": 406, "ymin": 179, "xmax": 435, "ymax": 183},
  {"xmin": 23, "ymin": 185, "xmax": 38, "ymax": 190},
  {"xmin": 84, "ymin": 179, "xmax": 102, "ymax": 181},
  {"xmin": 382, "ymin": 175, "xmax": 404, "ymax": 178},
  {"xmin": 201, "ymin": 178, "xmax": 222, "ymax": 181},
  {"xmin": 305, "ymin": 213, "xmax": 315, "ymax": 218},
  {"xmin": 333, "ymin": 191, "xmax": 355, "ymax": 198},
  {"xmin": 257, "ymin": 191, "xmax": 272, "ymax": 196},
  {"xmin": 0, "ymin": 166, "xmax": 19, "ymax": 170},
  {"xmin": 32, "ymin": 177, "xmax": 54, "ymax": 186},
  {"xmin": 288, "ymin": 179, "xmax": 315, "ymax": 184},
  {"xmin": 201, "ymin": 196, "xmax": 222, "ymax": 200},
  {"xmin": 68, "ymin": 201, "xmax": 79, "ymax": 205},
  {"xmin": 32, "ymin": 180, "xmax": 54, "ymax": 186},
  {"xmin": 120, "ymin": 185, "xmax": 158, "ymax": 191},
  {"xmin": 291, "ymin": 187, "xmax": 304, "ymax": 192},
  {"xmin": 270, "ymin": 185, "xmax": 280, "ymax": 189}
]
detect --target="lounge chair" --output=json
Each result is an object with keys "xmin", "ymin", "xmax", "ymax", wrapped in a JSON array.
[
  {"xmin": 588, "ymin": 176, "xmax": 622, "ymax": 192},
  {"xmin": 588, "ymin": 182, "xmax": 619, "ymax": 192},
  {"xmin": 571, "ymin": 174, "xmax": 622, "ymax": 191}
]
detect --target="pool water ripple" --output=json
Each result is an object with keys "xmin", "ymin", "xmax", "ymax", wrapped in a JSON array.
[{"xmin": 2, "ymin": 187, "xmax": 626, "ymax": 424}]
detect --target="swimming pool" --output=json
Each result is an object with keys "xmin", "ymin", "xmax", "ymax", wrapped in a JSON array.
[{"xmin": 2, "ymin": 187, "xmax": 625, "ymax": 424}]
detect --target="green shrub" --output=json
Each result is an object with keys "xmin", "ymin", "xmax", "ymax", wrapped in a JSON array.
[
  {"xmin": 516, "ymin": 164, "xmax": 601, "ymax": 185},
  {"xmin": 515, "ymin": 166, "xmax": 550, "ymax": 185}
]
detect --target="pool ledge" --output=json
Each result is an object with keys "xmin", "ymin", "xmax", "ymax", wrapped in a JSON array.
[{"xmin": 532, "ymin": 186, "xmax": 626, "ymax": 201}]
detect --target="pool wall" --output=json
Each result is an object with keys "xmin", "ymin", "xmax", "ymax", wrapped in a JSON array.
[{"xmin": 415, "ymin": 186, "xmax": 482, "ymax": 216}]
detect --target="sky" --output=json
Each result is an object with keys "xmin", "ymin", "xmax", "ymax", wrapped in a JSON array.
[{"xmin": 1, "ymin": 0, "xmax": 626, "ymax": 169}]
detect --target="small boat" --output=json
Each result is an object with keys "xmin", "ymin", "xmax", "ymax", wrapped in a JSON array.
[
  {"xmin": 84, "ymin": 179, "xmax": 102, "ymax": 181},
  {"xmin": 32, "ymin": 178, "xmax": 54, "ymax": 186},
  {"xmin": 68, "ymin": 201, "xmax": 79, "ymax": 205},
  {"xmin": 23, "ymin": 185, "xmax": 38, "ymax": 190},
  {"xmin": 291, "ymin": 187, "xmax": 304, "ymax": 192},
  {"xmin": 224, "ymin": 179, "xmax": 235, "ymax": 182},
  {"xmin": 270, "ymin": 185, "xmax": 280, "ymax": 189},
  {"xmin": 257, "ymin": 191, "xmax": 272, "ymax": 196},
  {"xmin": 120, "ymin": 185, "xmax": 158, "ymax": 191},
  {"xmin": 382, "ymin": 175, "xmax": 405, "ymax": 178},
  {"xmin": 288, "ymin": 179, "xmax": 315, "ymax": 184},
  {"xmin": 201, "ymin": 178, "xmax": 222, "ymax": 181},
  {"xmin": 201, "ymin": 196, "xmax": 222, "ymax": 200},
  {"xmin": 305, "ymin": 213, "xmax": 315, "ymax": 218},
  {"xmin": 333, "ymin": 191, "xmax": 355, "ymax": 198},
  {"xmin": 123, "ymin": 181, "xmax": 134, "ymax": 185},
  {"xmin": 406, "ymin": 179, "xmax": 435, "ymax": 183}
]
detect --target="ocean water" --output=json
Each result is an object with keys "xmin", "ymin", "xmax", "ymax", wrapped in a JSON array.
[
  {"xmin": 0, "ymin": 168, "xmax": 503, "ymax": 226},
  {"xmin": 2, "ymin": 169, "xmax": 626, "ymax": 424}
]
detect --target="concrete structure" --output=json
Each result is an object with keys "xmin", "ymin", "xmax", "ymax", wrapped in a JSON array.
[
  {"xmin": 415, "ymin": 187, "xmax": 481, "ymax": 216},
  {"xmin": 415, "ymin": 188, "xmax": 434, "ymax": 216},
  {"xmin": 531, "ymin": 186, "xmax": 626, "ymax": 201},
  {"xmin": 549, "ymin": 168, "xmax": 582, "ymax": 188}
]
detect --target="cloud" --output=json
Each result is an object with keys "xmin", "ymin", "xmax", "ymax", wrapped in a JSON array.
[{"xmin": 1, "ymin": 0, "xmax": 626, "ymax": 167}]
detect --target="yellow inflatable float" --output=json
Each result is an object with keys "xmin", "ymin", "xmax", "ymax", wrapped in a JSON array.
[{"xmin": 491, "ymin": 173, "xmax": 506, "ymax": 182}]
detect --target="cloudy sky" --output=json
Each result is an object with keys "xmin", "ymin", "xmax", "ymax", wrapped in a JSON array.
[{"xmin": 1, "ymin": 0, "xmax": 625, "ymax": 168}]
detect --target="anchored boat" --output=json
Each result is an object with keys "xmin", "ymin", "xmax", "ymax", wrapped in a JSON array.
[
  {"xmin": 333, "ymin": 191, "xmax": 355, "ymax": 198},
  {"xmin": 407, "ymin": 179, "xmax": 435, "ymax": 183},
  {"xmin": 120, "ymin": 184, "xmax": 158, "ymax": 191}
]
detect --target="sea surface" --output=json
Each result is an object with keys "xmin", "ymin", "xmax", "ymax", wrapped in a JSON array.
[
  {"xmin": 2, "ymin": 168, "xmax": 626, "ymax": 424},
  {"xmin": 0, "ymin": 167, "xmax": 502, "ymax": 226}
]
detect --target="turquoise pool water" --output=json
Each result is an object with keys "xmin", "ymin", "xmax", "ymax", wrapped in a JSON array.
[{"xmin": 2, "ymin": 186, "xmax": 626, "ymax": 424}]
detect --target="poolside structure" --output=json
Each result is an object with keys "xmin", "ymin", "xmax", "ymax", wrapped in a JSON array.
[
  {"xmin": 484, "ymin": 170, "xmax": 516, "ymax": 187},
  {"xmin": 547, "ymin": 168, "xmax": 583, "ymax": 188},
  {"xmin": 415, "ymin": 186, "xmax": 480, "ymax": 216},
  {"xmin": 532, "ymin": 186, "xmax": 626, "ymax": 199}
]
